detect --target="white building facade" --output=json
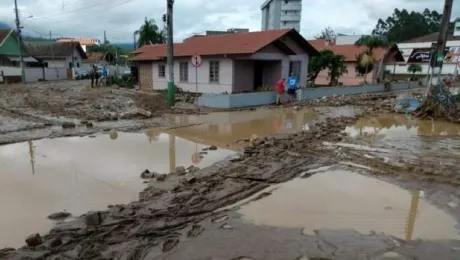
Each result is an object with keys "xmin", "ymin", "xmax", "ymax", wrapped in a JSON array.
[{"xmin": 261, "ymin": 0, "xmax": 302, "ymax": 32}]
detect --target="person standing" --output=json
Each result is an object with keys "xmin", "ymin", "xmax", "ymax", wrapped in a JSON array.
[
  {"xmin": 287, "ymin": 73, "xmax": 298, "ymax": 102},
  {"xmin": 90, "ymin": 65, "xmax": 99, "ymax": 87},
  {"xmin": 98, "ymin": 66, "xmax": 108, "ymax": 86},
  {"xmin": 275, "ymin": 77, "xmax": 285, "ymax": 105}
]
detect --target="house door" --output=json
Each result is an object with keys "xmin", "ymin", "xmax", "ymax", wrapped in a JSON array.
[{"xmin": 254, "ymin": 61, "xmax": 263, "ymax": 91}]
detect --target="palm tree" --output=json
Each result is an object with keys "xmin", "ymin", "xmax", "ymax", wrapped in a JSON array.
[
  {"xmin": 135, "ymin": 17, "xmax": 166, "ymax": 47},
  {"xmin": 355, "ymin": 35, "xmax": 391, "ymax": 83},
  {"xmin": 355, "ymin": 50, "xmax": 375, "ymax": 83},
  {"xmin": 407, "ymin": 64, "xmax": 422, "ymax": 80}
]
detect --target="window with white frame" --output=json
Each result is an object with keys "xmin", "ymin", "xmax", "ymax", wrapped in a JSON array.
[
  {"xmin": 179, "ymin": 62, "xmax": 188, "ymax": 82},
  {"xmin": 289, "ymin": 61, "xmax": 301, "ymax": 78},
  {"xmin": 158, "ymin": 64, "xmax": 166, "ymax": 78},
  {"xmin": 209, "ymin": 61, "xmax": 220, "ymax": 83}
]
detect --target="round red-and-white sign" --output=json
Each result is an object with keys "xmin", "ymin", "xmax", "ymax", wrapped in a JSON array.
[{"xmin": 191, "ymin": 55, "xmax": 202, "ymax": 67}]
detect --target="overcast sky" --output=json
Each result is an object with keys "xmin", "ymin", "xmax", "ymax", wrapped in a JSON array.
[{"xmin": 0, "ymin": 0, "xmax": 459, "ymax": 43}]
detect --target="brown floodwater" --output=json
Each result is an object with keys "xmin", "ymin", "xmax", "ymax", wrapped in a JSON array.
[
  {"xmin": 238, "ymin": 169, "xmax": 460, "ymax": 241},
  {"xmin": 166, "ymin": 107, "xmax": 317, "ymax": 150},
  {"xmin": 0, "ymin": 132, "xmax": 234, "ymax": 248},
  {"xmin": 343, "ymin": 114, "xmax": 460, "ymax": 165},
  {"xmin": 346, "ymin": 114, "xmax": 460, "ymax": 138}
]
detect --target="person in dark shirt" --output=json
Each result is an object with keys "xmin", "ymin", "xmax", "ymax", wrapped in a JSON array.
[{"xmin": 90, "ymin": 65, "xmax": 99, "ymax": 87}]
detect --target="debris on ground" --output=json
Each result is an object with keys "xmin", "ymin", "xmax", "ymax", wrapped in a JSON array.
[{"xmin": 47, "ymin": 211, "xmax": 71, "ymax": 220}]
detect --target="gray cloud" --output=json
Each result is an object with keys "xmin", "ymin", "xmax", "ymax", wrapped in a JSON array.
[{"xmin": 0, "ymin": 0, "xmax": 458, "ymax": 43}]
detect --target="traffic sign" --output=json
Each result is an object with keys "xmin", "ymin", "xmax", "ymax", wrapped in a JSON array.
[{"xmin": 191, "ymin": 55, "xmax": 202, "ymax": 67}]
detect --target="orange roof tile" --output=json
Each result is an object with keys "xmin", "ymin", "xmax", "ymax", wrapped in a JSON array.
[
  {"xmin": 314, "ymin": 44, "xmax": 385, "ymax": 62},
  {"xmin": 132, "ymin": 29, "xmax": 317, "ymax": 61}
]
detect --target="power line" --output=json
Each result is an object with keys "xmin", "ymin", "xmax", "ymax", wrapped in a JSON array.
[
  {"xmin": 23, "ymin": 0, "xmax": 137, "ymax": 28},
  {"xmin": 28, "ymin": 0, "xmax": 135, "ymax": 21}
]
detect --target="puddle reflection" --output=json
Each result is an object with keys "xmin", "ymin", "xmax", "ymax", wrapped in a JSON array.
[
  {"xmin": 346, "ymin": 114, "xmax": 460, "ymax": 138},
  {"xmin": 0, "ymin": 132, "xmax": 234, "ymax": 248},
  {"xmin": 167, "ymin": 107, "xmax": 317, "ymax": 149},
  {"xmin": 238, "ymin": 170, "xmax": 459, "ymax": 241}
]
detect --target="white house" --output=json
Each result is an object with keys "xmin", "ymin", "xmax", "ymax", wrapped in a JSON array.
[
  {"xmin": 389, "ymin": 24, "xmax": 460, "ymax": 78},
  {"xmin": 132, "ymin": 28, "xmax": 317, "ymax": 93},
  {"xmin": 25, "ymin": 41, "xmax": 87, "ymax": 69}
]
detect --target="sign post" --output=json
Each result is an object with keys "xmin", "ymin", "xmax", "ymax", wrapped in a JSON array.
[{"xmin": 191, "ymin": 55, "xmax": 202, "ymax": 95}]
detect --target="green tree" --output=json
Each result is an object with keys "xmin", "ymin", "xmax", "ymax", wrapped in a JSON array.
[
  {"xmin": 308, "ymin": 49, "xmax": 347, "ymax": 86},
  {"xmin": 315, "ymin": 27, "xmax": 337, "ymax": 40},
  {"xmin": 135, "ymin": 17, "xmax": 166, "ymax": 47},
  {"xmin": 327, "ymin": 53, "xmax": 348, "ymax": 86},
  {"xmin": 372, "ymin": 8, "xmax": 459, "ymax": 42},
  {"xmin": 407, "ymin": 64, "xmax": 422, "ymax": 80}
]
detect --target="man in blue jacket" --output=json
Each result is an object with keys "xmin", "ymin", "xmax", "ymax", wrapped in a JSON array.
[{"xmin": 286, "ymin": 73, "xmax": 298, "ymax": 102}]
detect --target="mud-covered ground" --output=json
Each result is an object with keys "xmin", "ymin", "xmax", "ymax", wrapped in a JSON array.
[
  {"xmin": 0, "ymin": 81, "xmax": 205, "ymax": 145},
  {"xmin": 1, "ymin": 85, "xmax": 460, "ymax": 259}
]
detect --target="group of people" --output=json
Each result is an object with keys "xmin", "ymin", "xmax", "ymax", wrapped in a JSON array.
[
  {"xmin": 275, "ymin": 74, "xmax": 298, "ymax": 105},
  {"xmin": 90, "ymin": 65, "xmax": 108, "ymax": 88}
]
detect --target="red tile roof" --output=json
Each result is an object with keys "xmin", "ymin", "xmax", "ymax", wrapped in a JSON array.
[
  {"xmin": 132, "ymin": 29, "xmax": 317, "ymax": 61},
  {"xmin": 0, "ymin": 29, "xmax": 12, "ymax": 46}
]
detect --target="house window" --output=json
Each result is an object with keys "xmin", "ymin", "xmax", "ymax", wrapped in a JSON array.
[
  {"xmin": 209, "ymin": 61, "xmax": 219, "ymax": 83},
  {"xmin": 76, "ymin": 62, "xmax": 80, "ymax": 68},
  {"xmin": 289, "ymin": 61, "xmax": 301, "ymax": 78},
  {"xmin": 179, "ymin": 62, "xmax": 188, "ymax": 82},
  {"xmin": 69, "ymin": 62, "xmax": 72, "ymax": 69},
  {"xmin": 158, "ymin": 64, "xmax": 166, "ymax": 78}
]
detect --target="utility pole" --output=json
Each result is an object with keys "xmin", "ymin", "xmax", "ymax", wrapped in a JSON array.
[
  {"xmin": 14, "ymin": 0, "xmax": 25, "ymax": 82},
  {"xmin": 104, "ymin": 30, "xmax": 107, "ymax": 44},
  {"xmin": 428, "ymin": 0, "xmax": 453, "ymax": 95},
  {"xmin": 166, "ymin": 0, "xmax": 175, "ymax": 105},
  {"xmin": 133, "ymin": 32, "xmax": 136, "ymax": 50},
  {"xmin": 50, "ymin": 31, "xmax": 55, "ymax": 67}
]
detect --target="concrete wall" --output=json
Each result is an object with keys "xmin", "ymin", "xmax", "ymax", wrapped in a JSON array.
[
  {"xmin": 43, "ymin": 59, "xmax": 67, "ymax": 69},
  {"xmin": 24, "ymin": 67, "xmax": 67, "ymax": 82},
  {"xmin": 197, "ymin": 82, "xmax": 414, "ymax": 108},
  {"xmin": 152, "ymin": 58, "xmax": 234, "ymax": 94},
  {"xmin": 197, "ymin": 92, "xmax": 276, "ymax": 108},
  {"xmin": 0, "ymin": 66, "xmax": 21, "ymax": 76},
  {"xmin": 297, "ymin": 82, "xmax": 412, "ymax": 100}
]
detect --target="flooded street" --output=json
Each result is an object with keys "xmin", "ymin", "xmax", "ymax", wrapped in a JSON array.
[
  {"xmin": 3, "ymin": 88, "xmax": 460, "ymax": 260},
  {"xmin": 238, "ymin": 169, "xmax": 459, "ymax": 241},
  {"xmin": 0, "ymin": 132, "xmax": 234, "ymax": 248},
  {"xmin": 166, "ymin": 107, "xmax": 317, "ymax": 150}
]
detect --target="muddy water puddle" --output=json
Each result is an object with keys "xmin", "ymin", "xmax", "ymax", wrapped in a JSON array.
[
  {"xmin": 238, "ymin": 169, "xmax": 460, "ymax": 241},
  {"xmin": 344, "ymin": 114, "xmax": 460, "ymax": 164},
  {"xmin": 166, "ymin": 107, "xmax": 317, "ymax": 149},
  {"xmin": 0, "ymin": 132, "xmax": 234, "ymax": 248}
]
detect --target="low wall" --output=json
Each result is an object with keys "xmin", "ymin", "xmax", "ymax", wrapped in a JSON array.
[
  {"xmin": 0, "ymin": 66, "xmax": 21, "ymax": 76},
  {"xmin": 197, "ymin": 82, "xmax": 415, "ymax": 109},
  {"xmin": 197, "ymin": 92, "xmax": 276, "ymax": 109},
  {"xmin": 24, "ymin": 68, "xmax": 67, "ymax": 82},
  {"xmin": 297, "ymin": 82, "xmax": 412, "ymax": 100}
]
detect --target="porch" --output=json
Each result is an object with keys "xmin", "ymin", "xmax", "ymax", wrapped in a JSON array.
[{"xmin": 232, "ymin": 60, "xmax": 282, "ymax": 92}]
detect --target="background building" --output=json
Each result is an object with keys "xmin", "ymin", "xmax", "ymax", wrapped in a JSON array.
[{"xmin": 261, "ymin": 0, "xmax": 302, "ymax": 32}]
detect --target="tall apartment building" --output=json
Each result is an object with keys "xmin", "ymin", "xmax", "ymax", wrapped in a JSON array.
[{"xmin": 261, "ymin": 0, "xmax": 302, "ymax": 32}]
